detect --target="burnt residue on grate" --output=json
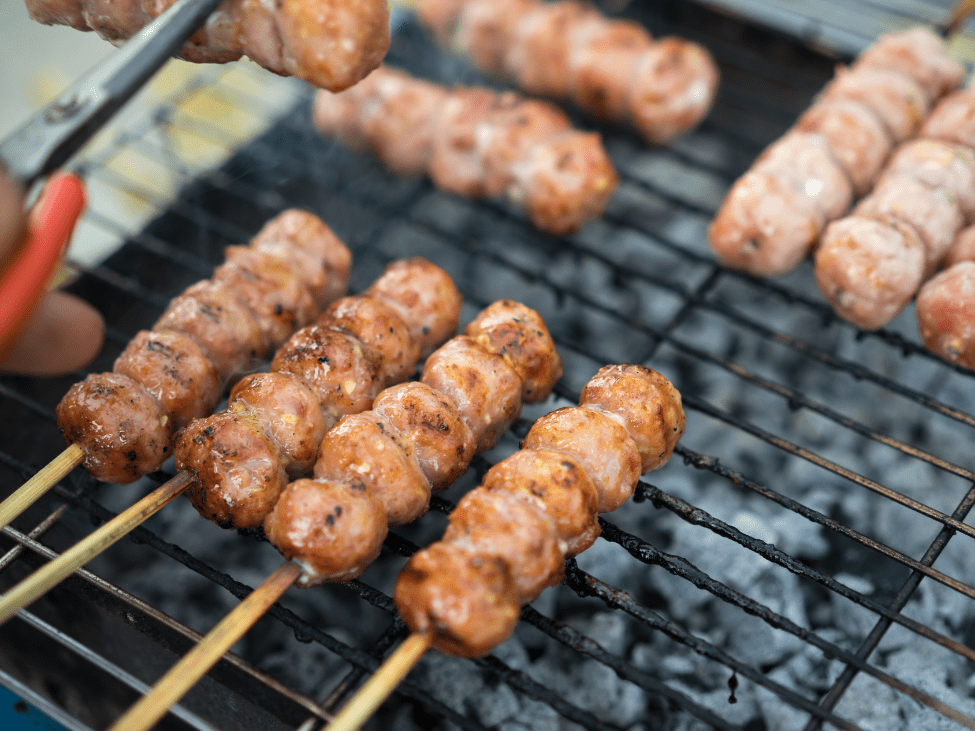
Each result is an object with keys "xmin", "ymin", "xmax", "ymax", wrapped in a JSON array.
[{"xmin": 4, "ymin": 2, "xmax": 975, "ymax": 731}]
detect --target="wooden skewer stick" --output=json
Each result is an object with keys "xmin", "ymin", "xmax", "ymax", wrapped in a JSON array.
[
  {"xmin": 0, "ymin": 469, "xmax": 193, "ymax": 626},
  {"xmin": 943, "ymin": 0, "xmax": 975, "ymax": 37},
  {"xmin": 109, "ymin": 561, "xmax": 303, "ymax": 731},
  {"xmin": 0, "ymin": 444, "xmax": 84, "ymax": 531},
  {"xmin": 326, "ymin": 632, "xmax": 432, "ymax": 731}
]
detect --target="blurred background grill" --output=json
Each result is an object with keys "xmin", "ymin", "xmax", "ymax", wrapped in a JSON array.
[{"xmin": 3, "ymin": 2, "xmax": 975, "ymax": 730}]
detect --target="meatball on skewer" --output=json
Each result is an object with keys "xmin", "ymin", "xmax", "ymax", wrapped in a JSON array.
[
  {"xmin": 710, "ymin": 26, "xmax": 963, "ymax": 278},
  {"xmin": 414, "ymin": 0, "xmax": 720, "ymax": 145},
  {"xmin": 25, "ymin": 0, "xmax": 390, "ymax": 93},
  {"xmin": 265, "ymin": 299, "xmax": 563, "ymax": 586},
  {"xmin": 56, "ymin": 209, "xmax": 351, "ymax": 485},
  {"xmin": 313, "ymin": 65, "xmax": 618, "ymax": 236},
  {"xmin": 175, "ymin": 258, "xmax": 462, "ymax": 530}
]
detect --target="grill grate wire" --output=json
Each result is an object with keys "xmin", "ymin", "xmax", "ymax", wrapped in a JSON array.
[{"xmin": 3, "ymin": 3, "xmax": 975, "ymax": 730}]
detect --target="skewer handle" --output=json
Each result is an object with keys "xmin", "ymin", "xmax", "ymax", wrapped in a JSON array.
[
  {"xmin": 109, "ymin": 561, "xmax": 302, "ymax": 731},
  {"xmin": 0, "ymin": 444, "xmax": 84, "ymax": 531},
  {"xmin": 0, "ymin": 470, "xmax": 192, "ymax": 626},
  {"xmin": 326, "ymin": 632, "xmax": 432, "ymax": 731}
]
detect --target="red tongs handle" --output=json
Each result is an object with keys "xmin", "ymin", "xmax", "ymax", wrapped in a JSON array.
[{"xmin": 0, "ymin": 174, "xmax": 87, "ymax": 360}]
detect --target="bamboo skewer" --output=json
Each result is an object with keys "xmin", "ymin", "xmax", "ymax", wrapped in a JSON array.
[
  {"xmin": 0, "ymin": 444, "xmax": 83, "ymax": 531},
  {"xmin": 109, "ymin": 561, "xmax": 303, "ymax": 731},
  {"xmin": 0, "ymin": 469, "xmax": 193, "ymax": 626},
  {"xmin": 943, "ymin": 0, "xmax": 975, "ymax": 38},
  {"xmin": 326, "ymin": 632, "xmax": 432, "ymax": 731}
]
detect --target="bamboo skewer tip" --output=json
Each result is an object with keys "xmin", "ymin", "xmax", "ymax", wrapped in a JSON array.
[{"xmin": 326, "ymin": 632, "xmax": 432, "ymax": 731}]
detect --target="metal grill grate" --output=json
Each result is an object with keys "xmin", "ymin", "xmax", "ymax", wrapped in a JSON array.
[{"xmin": 3, "ymin": 3, "xmax": 975, "ymax": 730}]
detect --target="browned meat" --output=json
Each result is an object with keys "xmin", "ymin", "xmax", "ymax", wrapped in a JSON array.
[
  {"xmin": 113, "ymin": 330, "xmax": 221, "ymax": 431},
  {"xmin": 854, "ymin": 173, "xmax": 963, "ymax": 274},
  {"xmin": 754, "ymin": 132, "xmax": 853, "ymax": 221},
  {"xmin": 920, "ymin": 89, "xmax": 975, "ymax": 150},
  {"xmin": 820, "ymin": 65, "xmax": 927, "ymax": 143},
  {"xmin": 371, "ymin": 382, "xmax": 475, "ymax": 491},
  {"xmin": 155, "ymin": 280, "xmax": 266, "ymax": 381},
  {"xmin": 57, "ymin": 209, "xmax": 350, "ymax": 486},
  {"xmin": 814, "ymin": 216, "xmax": 926, "ymax": 330},
  {"xmin": 945, "ymin": 224, "xmax": 975, "ymax": 267},
  {"xmin": 451, "ymin": 0, "xmax": 538, "ymax": 76},
  {"xmin": 708, "ymin": 169, "xmax": 824, "ymax": 278},
  {"xmin": 314, "ymin": 413, "xmax": 432, "ymax": 527},
  {"xmin": 394, "ymin": 363, "xmax": 683, "ymax": 658},
  {"xmin": 465, "ymin": 299, "xmax": 562, "ymax": 402},
  {"xmin": 443, "ymin": 489, "xmax": 564, "ymax": 602},
  {"xmin": 429, "ymin": 87, "xmax": 504, "ymax": 199},
  {"xmin": 264, "ymin": 301, "xmax": 561, "ymax": 586},
  {"xmin": 857, "ymin": 27, "xmax": 965, "ymax": 103},
  {"xmin": 178, "ymin": 260, "xmax": 460, "ymax": 531},
  {"xmin": 479, "ymin": 96, "xmax": 572, "ymax": 198},
  {"xmin": 313, "ymin": 67, "xmax": 617, "ymax": 235},
  {"xmin": 366, "ymin": 258, "xmax": 463, "ymax": 358},
  {"xmin": 270, "ymin": 326, "xmax": 381, "ymax": 427},
  {"xmin": 56, "ymin": 372, "xmax": 172, "ymax": 484},
  {"xmin": 512, "ymin": 130, "xmax": 619, "ymax": 236},
  {"xmin": 250, "ymin": 209, "xmax": 352, "ymax": 309},
  {"xmin": 482, "ymin": 447, "xmax": 600, "ymax": 555},
  {"xmin": 416, "ymin": 0, "xmax": 719, "ymax": 145},
  {"xmin": 213, "ymin": 246, "xmax": 318, "ymax": 351},
  {"xmin": 26, "ymin": 0, "xmax": 390, "ymax": 92},
  {"xmin": 795, "ymin": 97, "xmax": 893, "ymax": 196},
  {"xmin": 627, "ymin": 36, "xmax": 721, "ymax": 145},
  {"xmin": 915, "ymin": 261, "xmax": 975, "ymax": 369},
  {"xmin": 321, "ymin": 296, "xmax": 419, "ymax": 387},
  {"xmin": 264, "ymin": 478, "xmax": 388, "ymax": 586},
  {"xmin": 394, "ymin": 542, "xmax": 520, "ymax": 658},
  {"xmin": 876, "ymin": 139, "xmax": 975, "ymax": 223},
  {"xmin": 569, "ymin": 18, "xmax": 653, "ymax": 121},
  {"xmin": 579, "ymin": 364, "xmax": 685, "ymax": 472},
  {"xmin": 521, "ymin": 406, "xmax": 641, "ymax": 514},
  {"xmin": 176, "ymin": 409, "xmax": 288, "ymax": 530},
  {"xmin": 421, "ymin": 336, "xmax": 523, "ymax": 453},
  {"xmin": 506, "ymin": 0, "xmax": 595, "ymax": 100},
  {"xmin": 709, "ymin": 27, "xmax": 961, "ymax": 280},
  {"xmin": 228, "ymin": 372, "xmax": 327, "ymax": 476}
]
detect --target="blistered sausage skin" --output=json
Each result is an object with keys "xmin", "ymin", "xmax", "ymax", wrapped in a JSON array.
[
  {"xmin": 416, "ymin": 0, "xmax": 720, "ymax": 145},
  {"xmin": 25, "ymin": 0, "xmax": 390, "ymax": 93},
  {"xmin": 313, "ymin": 66, "xmax": 617, "ymax": 235},
  {"xmin": 915, "ymin": 261, "xmax": 975, "ymax": 369},
  {"xmin": 267, "ymin": 300, "xmax": 562, "ymax": 587},
  {"xmin": 177, "ymin": 259, "xmax": 460, "ymax": 529},
  {"xmin": 395, "ymin": 364, "xmax": 684, "ymax": 658},
  {"xmin": 56, "ymin": 209, "xmax": 350, "ymax": 484}
]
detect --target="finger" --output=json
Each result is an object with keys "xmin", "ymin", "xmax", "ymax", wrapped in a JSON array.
[
  {"xmin": 0, "ymin": 173, "xmax": 26, "ymax": 265},
  {"xmin": 0, "ymin": 291, "xmax": 105, "ymax": 377}
]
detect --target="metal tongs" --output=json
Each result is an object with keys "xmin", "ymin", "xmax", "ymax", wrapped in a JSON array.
[{"xmin": 0, "ymin": 0, "xmax": 225, "ymax": 359}]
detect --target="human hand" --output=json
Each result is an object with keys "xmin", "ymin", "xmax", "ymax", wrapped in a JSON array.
[{"xmin": 0, "ymin": 172, "xmax": 105, "ymax": 376}]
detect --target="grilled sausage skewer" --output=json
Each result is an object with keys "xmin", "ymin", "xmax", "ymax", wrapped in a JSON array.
[
  {"xmin": 176, "ymin": 257, "xmax": 462, "ymax": 530},
  {"xmin": 0, "ymin": 209, "xmax": 350, "ymax": 532},
  {"xmin": 25, "ymin": 0, "xmax": 390, "ymax": 93},
  {"xmin": 107, "ymin": 300, "xmax": 562, "ymax": 731},
  {"xmin": 709, "ymin": 26, "xmax": 964, "ymax": 278},
  {"xmin": 0, "ymin": 257, "xmax": 455, "ymax": 627},
  {"xmin": 327, "ymin": 363, "xmax": 684, "ymax": 731},
  {"xmin": 313, "ymin": 65, "xmax": 619, "ymax": 236},
  {"xmin": 413, "ymin": 0, "xmax": 720, "ymax": 145}
]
